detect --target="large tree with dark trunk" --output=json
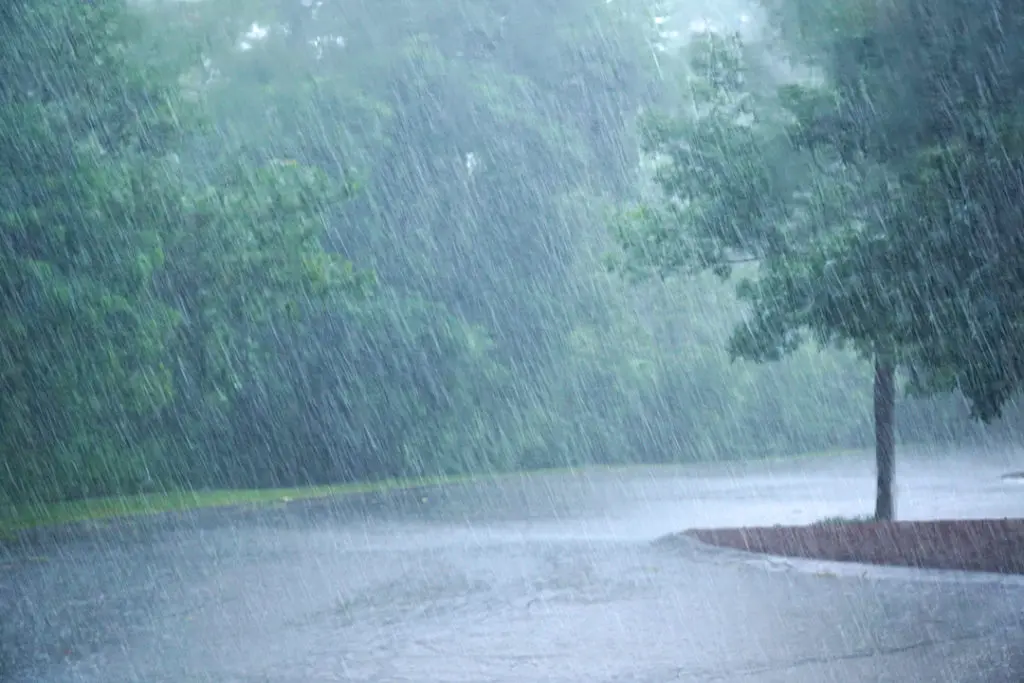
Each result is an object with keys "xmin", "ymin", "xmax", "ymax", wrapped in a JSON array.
[
  {"xmin": 761, "ymin": 0, "xmax": 1024, "ymax": 514},
  {"xmin": 612, "ymin": 11, "xmax": 1024, "ymax": 520}
]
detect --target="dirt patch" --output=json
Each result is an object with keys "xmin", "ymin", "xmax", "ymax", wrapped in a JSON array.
[{"xmin": 686, "ymin": 518, "xmax": 1024, "ymax": 575}]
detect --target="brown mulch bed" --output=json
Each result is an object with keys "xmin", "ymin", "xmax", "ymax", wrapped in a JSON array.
[{"xmin": 685, "ymin": 518, "xmax": 1024, "ymax": 575}]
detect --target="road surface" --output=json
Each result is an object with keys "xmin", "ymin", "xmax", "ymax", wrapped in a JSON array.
[{"xmin": 3, "ymin": 447, "xmax": 1024, "ymax": 682}]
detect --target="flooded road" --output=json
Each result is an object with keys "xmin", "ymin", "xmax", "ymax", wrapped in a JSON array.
[{"xmin": 4, "ymin": 448, "xmax": 1024, "ymax": 682}]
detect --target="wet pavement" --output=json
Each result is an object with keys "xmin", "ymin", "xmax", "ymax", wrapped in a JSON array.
[{"xmin": 3, "ymin": 447, "xmax": 1024, "ymax": 682}]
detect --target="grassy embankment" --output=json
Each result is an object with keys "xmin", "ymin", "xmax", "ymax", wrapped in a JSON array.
[
  {"xmin": 1, "ymin": 448, "xmax": 859, "ymax": 538},
  {"xmin": 0, "ymin": 475, "xmax": 468, "ymax": 539}
]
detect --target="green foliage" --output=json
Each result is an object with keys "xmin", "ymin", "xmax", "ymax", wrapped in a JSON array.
[
  {"xmin": 612, "ymin": 28, "xmax": 865, "ymax": 366},
  {"xmin": 613, "ymin": 6, "xmax": 1024, "ymax": 426},
  {"xmin": 0, "ymin": 0, "xmax": 367, "ymax": 503},
  {"xmin": 5, "ymin": 0, "xmax": 1020, "ymax": 507},
  {"xmin": 758, "ymin": 0, "xmax": 1024, "ymax": 420},
  {"xmin": 1, "ymin": 0, "xmax": 183, "ymax": 501}
]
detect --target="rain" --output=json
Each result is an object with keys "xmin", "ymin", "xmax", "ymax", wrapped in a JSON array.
[{"xmin": 2, "ymin": 0, "xmax": 1023, "ymax": 681}]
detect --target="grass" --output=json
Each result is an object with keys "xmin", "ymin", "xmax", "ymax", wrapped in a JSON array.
[
  {"xmin": 757, "ymin": 447, "xmax": 868, "ymax": 463},
  {"xmin": 815, "ymin": 514, "xmax": 874, "ymax": 526},
  {"xmin": 1, "ymin": 449, "xmax": 861, "ymax": 539},
  {"xmin": 0, "ymin": 474, "xmax": 473, "ymax": 539}
]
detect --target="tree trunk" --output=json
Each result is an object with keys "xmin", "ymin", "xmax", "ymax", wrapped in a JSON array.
[{"xmin": 873, "ymin": 353, "xmax": 896, "ymax": 521}]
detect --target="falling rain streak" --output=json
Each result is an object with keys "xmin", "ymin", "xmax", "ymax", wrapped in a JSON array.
[{"xmin": 1, "ymin": 0, "xmax": 1023, "ymax": 681}]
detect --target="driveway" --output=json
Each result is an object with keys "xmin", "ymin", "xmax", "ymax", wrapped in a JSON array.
[{"xmin": 3, "ymin": 446, "xmax": 1023, "ymax": 682}]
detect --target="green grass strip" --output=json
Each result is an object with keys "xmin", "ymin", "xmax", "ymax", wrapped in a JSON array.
[
  {"xmin": 0, "ymin": 474, "xmax": 470, "ymax": 538},
  {"xmin": 1, "ymin": 449, "xmax": 860, "ymax": 538}
]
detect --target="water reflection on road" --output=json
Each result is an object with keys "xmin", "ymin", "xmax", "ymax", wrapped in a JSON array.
[{"xmin": 3, "ymin": 448, "xmax": 1023, "ymax": 682}]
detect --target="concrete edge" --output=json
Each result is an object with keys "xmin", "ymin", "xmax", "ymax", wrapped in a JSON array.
[{"xmin": 659, "ymin": 532, "xmax": 1024, "ymax": 588}]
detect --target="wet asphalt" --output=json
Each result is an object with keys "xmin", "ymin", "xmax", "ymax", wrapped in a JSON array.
[{"xmin": 3, "ymin": 447, "xmax": 1024, "ymax": 683}]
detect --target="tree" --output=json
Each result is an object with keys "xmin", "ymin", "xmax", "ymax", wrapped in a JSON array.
[
  {"xmin": 611, "ymin": 28, "xmax": 914, "ymax": 519},
  {"xmin": 150, "ymin": 0, "xmax": 675, "ymax": 478},
  {"xmin": 0, "ymin": 0, "xmax": 370, "ymax": 501},
  {"xmin": 614, "ymin": 1, "xmax": 1024, "ymax": 518},
  {"xmin": 757, "ymin": 0, "xmax": 1024, "ymax": 420},
  {"xmin": 0, "ymin": 0, "xmax": 184, "ymax": 500},
  {"xmin": 759, "ymin": 0, "xmax": 1024, "ymax": 508}
]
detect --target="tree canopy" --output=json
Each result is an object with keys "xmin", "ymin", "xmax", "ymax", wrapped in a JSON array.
[
  {"xmin": 757, "ymin": 0, "xmax": 1024, "ymax": 421},
  {"xmin": 611, "ymin": 1, "xmax": 1024, "ymax": 518},
  {"xmin": 3, "ymin": 0, "xmax": 1020, "ymax": 507}
]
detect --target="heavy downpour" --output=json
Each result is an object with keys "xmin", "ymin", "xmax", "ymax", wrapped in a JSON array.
[{"xmin": 2, "ymin": 0, "xmax": 1023, "ymax": 681}]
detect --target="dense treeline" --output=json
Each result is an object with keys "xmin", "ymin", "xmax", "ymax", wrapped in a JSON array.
[{"xmin": 1, "ymin": 0, "xmax": 1020, "ymax": 505}]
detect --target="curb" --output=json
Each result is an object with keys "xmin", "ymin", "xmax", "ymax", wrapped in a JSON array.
[{"xmin": 660, "ymin": 532, "xmax": 1024, "ymax": 588}]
